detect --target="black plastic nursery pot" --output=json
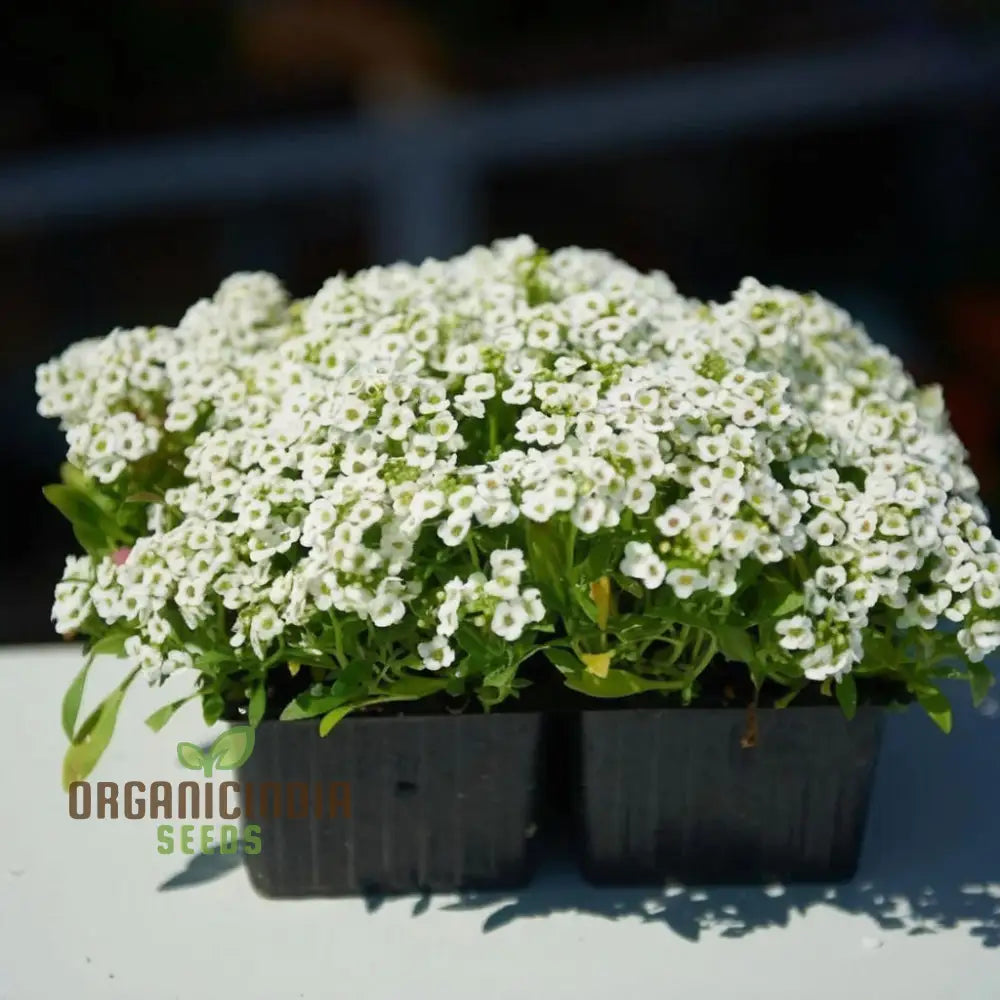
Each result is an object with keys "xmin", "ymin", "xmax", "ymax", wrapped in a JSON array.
[
  {"xmin": 235, "ymin": 707, "xmax": 543, "ymax": 898},
  {"xmin": 576, "ymin": 699, "xmax": 889, "ymax": 885}
]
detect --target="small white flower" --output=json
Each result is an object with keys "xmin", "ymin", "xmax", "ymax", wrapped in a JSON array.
[
  {"xmin": 776, "ymin": 615, "xmax": 815, "ymax": 651},
  {"xmin": 417, "ymin": 635, "xmax": 455, "ymax": 671},
  {"xmin": 665, "ymin": 567, "xmax": 708, "ymax": 600},
  {"xmin": 619, "ymin": 541, "xmax": 666, "ymax": 589},
  {"xmin": 490, "ymin": 600, "xmax": 531, "ymax": 641},
  {"xmin": 490, "ymin": 549, "xmax": 527, "ymax": 577},
  {"xmin": 437, "ymin": 514, "xmax": 471, "ymax": 547},
  {"xmin": 655, "ymin": 506, "xmax": 691, "ymax": 537}
]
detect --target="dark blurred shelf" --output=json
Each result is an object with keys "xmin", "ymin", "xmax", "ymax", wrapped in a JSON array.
[{"xmin": 1, "ymin": 36, "xmax": 998, "ymax": 266}]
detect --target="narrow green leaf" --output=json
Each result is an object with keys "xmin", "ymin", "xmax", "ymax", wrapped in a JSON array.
[
  {"xmin": 542, "ymin": 647, "xmax": 583, "ymax": 676},
  {"xmin": 282, "ymin": 646, "xmax": 337, "ymax": 671},
  {"xmin": 318, "ymin": 684, "xmax": 448, "ymax": 737},
  {"xmin": 124, "ymin": 491, "xmax": 162, "ymax": 503},
  {"xmin": 72, "ymin": 521, "xmax": 108, "ymax": 555},
  {"xmin": 319, "ymin": 703, "xmax": 364, "ymax": 736},
  {"xmin": 194, "ymin": 651, "xmax": 236, "ymax": 673},
  {"xmin": 915, "ymin": 686, "xmax": 953, "ymax": 734},
  {"xmin": 615, "ymin": 615, "xmax": 668, "ymax": 643},
  {"xmin": 563, "ymin": 668, "xmax": 685, "ymax": 699},
  {"xmin": 644, "ymin": 598, "xmax": 714, "ymax": 630},
  {"xmin": 43, "ymin": 483, "xmax": 124, "ymax": 552},
  {"xmin": 968, "ymin": 661, "xmax": 995, "ymax": 708},
  {"xmin": 574, "ymin": 533, "xmax": 616, "ymax": 585},
  {"xmin": 835, "ymin": 673, "xmax": 858, "ymax": 721},
  {"xmin": 201, "ymin": 693, "xmax": 225, "ymax": 726},
  {"xmin": 62, "ymin": 668, "xmax": 140, "ymax": 790},
  {"xmin": 571, "ymin": 586, "xmax": 599, "ymax": 624},
  {"xmin": 455, "ymin": 622, "xmax": 496, "ymax": 660},
  {"xmin": 772, "ymin": 591, "xmax": 805, "ymax": 617},
  {"xmin": 43, "ymin": 483, "xmax": 101, "ymax": 526},
  {"xmin": 61, "ymin": 656, "xmax": 92, "ymax": 740},
  {"xmin": 247, "ymin": 685, "xmax": 267, "ymax": 727},
  {"xmin": 145, "ymin": 695, "xmax": 198, "ymax": 732},
  {"xmin": 383, "ymin": 675, "xmax": 449, "ymax": 700},
  {"xmin": 86, "ymin": 632, "xmax": 130, "ymax": 658},
  {"xmin": 279, "ymin": 691, "xmax": 343, "ymax": 722},
  {"xmin": 524, "ymin": 520, "xmax": 569, "ymax": 609},
  {"xmin": 774, "ymin": 685, "xmax": 804, "ymax": 709}
]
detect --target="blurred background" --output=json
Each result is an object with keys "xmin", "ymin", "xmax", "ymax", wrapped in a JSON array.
[{"xmin": 2, "ymin": 0, "xmax": 999, "ymax": 643}]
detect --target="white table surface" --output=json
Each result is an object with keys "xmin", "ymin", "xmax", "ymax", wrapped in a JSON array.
[{"xmin": 1, "ymin": 645, "xmax": 998, "ymax": 1000}]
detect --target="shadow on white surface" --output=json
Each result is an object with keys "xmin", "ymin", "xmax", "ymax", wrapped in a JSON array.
[
  {"xmin": 443, "ymin": 684, "xmax": 1000, "ymax": 945},
  {"xmin": 157, "ymin": 847, "xmax": 245, "ymax": 891},
  {"xmin": 153, "ymin": 684, "xmax": 1000, "ymax": 946}
]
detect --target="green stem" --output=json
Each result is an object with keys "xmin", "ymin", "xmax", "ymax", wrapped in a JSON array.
[
  {"xmin": 466, "ymin": 537, "xmax": 481, "ymax": 572},
  {"xmin": 327, "ymin": 615, "xmax": 347, "ymax": 670},
  {"xmin": 565, "ymin": 523, "xmax": 578, "ymax": 572}
]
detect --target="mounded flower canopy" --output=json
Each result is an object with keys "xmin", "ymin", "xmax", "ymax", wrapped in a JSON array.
[{"xmin": 39, "ymin": 236, "xmax": 998, "ymax": 750}]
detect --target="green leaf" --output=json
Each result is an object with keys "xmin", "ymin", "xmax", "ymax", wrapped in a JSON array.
[
  {"xmin": 279, "ymin": 691, "xmax": 343, "ymax": 722},
  {"xmin": 563, "ymin": 668, "xmax": 685, "ymax": 699},
  {"xmin": 481, "ymin": 656, "xmax": 520, "ymax": 702},
  {"xmin": 317, "ymin": 680, "xmax": 449, "ymax": 737},
  {"xmin": 455, "ymin": 622, "xmax": 496, "ymax": 660},
  {"xmin": 211, "ymin": 726, "xmax": 257, "ymax": 770},
  {"xmin": 543, "ymin": 647, "xmax": 583, "ymax": 676},
  {"xmin": 915, "ymin": 686, "xmax": 953, "ymax": 734},
  {"xmin": 382, "ymin": 674, "xmax": 449, "ymax": 700},
  {"xmin": 194, "ymin": 651, "xmax": 236, "ymax": 674},
  {"xmin": 713, "ymin": 625, "xmax": 754, "ymax": 666},
  {"xmin": 524, "ymin": 520, "xmax": 569, "ymax": 609},
  {"xmin": 319, "ymin": 703, "xmax": 363, "ymax": 737},
  {"xmin": 145, "ymin": 695, "xmax": 198, "ymax": 732},
  {"xmin": 59, "ymin": 463, "xmax": 116, "ymax": 514},
  {"xmin": 574, "ymin": 533, "xmax": 617, "ymax": 585},
  {"xmin": 329, "ymin": 659, "xmax": 371, "ymax": 700},
  {"xmin": 86, "ymin": 632, "xmax": 130, "ymax": 658},
  {"xmin": 43, "ymin": 483, "xmax": 100, "ymax": 525},
  {"xmin": 124, "ymin": 491, "xmax": 162, "ymax": 504},
  {"xmin": 282, "ymin": 647, "xmax": 337, "ymax": 671},
  {"xmin": 744, "ymin": 577, "xmax": 805, "ymax": 625},
  {"xmin": 571, "ymin": 586, "xmax": 599, "ymax": 624},
  {"xmin": 176, "ymin": 742, "xmax": 205, "ymax": 771},
  {"xmin": 615, "ymin": 615, "xmax": 668, "ymax": 643},
  {"xmin": 62, "ymin": 668, "xmax": 140, "ymax": 789},
  {"xmin": 835, "ymin": 673, "xmax": 858, "ymax": 721},
  {"xmin": 43, "ymin": 483, "xmax": 123, "ymax": 554},
  {"xmin": 71, "ymin": 521, "xmax": 108, "ymax": 554},
  {"xmin": 772, "ymin": 591, "xmax": 805, "ymax": 617},
  {"xmin": 61, "ymin": 657, "xmax": 92, "ymax": 740},
  {"xmin": 247, "ymin": 685, "xmax": 267, "ymax": 727},
  {"xmin": 774, "ymin": 685, "xmax": 805, "ymax": 709},
  {"xmin": 644, "ymin": 597, "xmax": 715, "ymax": 630},
  {"xmin": 968, "ymin": 661, "xmax": 995, "ymax": 708},
  {"xmin": 201, "ymin": 693, "xmax": 225, "ymax": 726}
]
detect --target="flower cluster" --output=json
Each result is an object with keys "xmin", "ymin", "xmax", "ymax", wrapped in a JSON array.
[{"xmin": 39, "ymin": 237, "xmax": 997, "ymax": 757}]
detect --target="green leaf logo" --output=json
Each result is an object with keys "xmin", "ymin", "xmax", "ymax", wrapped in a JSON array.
[
  {"xmin": 211, "ymin": 726, "xmax": 256, "ymax": 770},
  {"xmin": 177, "ymin": 742, "xmax": 207, "ymax": 773},
  {"xmin": 176, "ymin": 726, "xmax": 256, "ymax": 777}
]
